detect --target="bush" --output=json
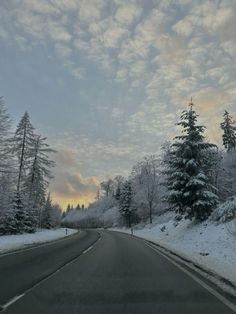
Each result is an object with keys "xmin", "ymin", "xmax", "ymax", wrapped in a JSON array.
[{"xmin": 211, "ymin": 196, "xmax": 236, "ymax": 223}]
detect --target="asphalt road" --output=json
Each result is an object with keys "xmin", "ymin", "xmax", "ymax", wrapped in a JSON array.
[{"xmin": 0, "ymin": 230, "xmax": 235, "ymax": 314}]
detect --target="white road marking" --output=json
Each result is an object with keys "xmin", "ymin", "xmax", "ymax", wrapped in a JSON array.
[
  {"xmin": 82, "ymin": 246, "xmax": 93, "ymax": 254},
  {"xmin": 0, "ymin": 233, "xmax": 102, "ymax": 311},
  {"xmin": 1, "ymin": 294, "xmax": 25, "ymax": 312},
  {"xmin": 145, "ymin": 241, "xmax": 236, "ymax": 313}
]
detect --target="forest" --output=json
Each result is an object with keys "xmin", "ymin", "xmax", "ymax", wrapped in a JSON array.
[
  {"xmin": 0, "ymin": 97, "xmax": 60, "ymax": 235},
  {"xmin": 63, "ymin": 101, "xmax": 236, "ymax": 229}
]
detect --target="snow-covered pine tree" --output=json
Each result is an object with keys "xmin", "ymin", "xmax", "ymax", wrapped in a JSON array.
[
  {"xmin": 7, "ymin": 112, "xmax": 36, "ymax": 233},
  {"xmin": 119, "ymin": 180, "xmax": 133, "ymax": 227},
  {"xmin": 0, "ymin": 210, "xmax": 17, "ymax": 235},
  {"xmin": 0, "ymin": 97, "xmax": 14, "ymax": 215},
  {"xmin": 66, "ymin": 204, "xmax": 71, "ymax": 213},
  {"xmin": 41, "ymin": 193, "xmax": 54, "ymax": 229},
  {"xmin": 221, "ymin": 110, "xmax": 236, "ymax": 152},
  {"xmin": 23, "ymin": 135, "xmax": 55, "ymax": 229},
  {"xmin": 13, "ymin": 112, "xmax": 35, "ymax": 195},
  {"xmin": 0, "ymin": 97, "xmax": 12, "ymax": 170},
  {"xmin": 9, "ymin": 191, "xmax": 27, "ymax": 234},
  {"xmin": 164, "ymin": 101, "xmax": 218, "ymax": 221}
]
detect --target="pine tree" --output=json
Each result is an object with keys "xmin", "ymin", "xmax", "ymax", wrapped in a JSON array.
[
  {"xmin": 221, "ymin": 110, "xmax": 236, "ymax": 152},
  {"xmin": 41, "ymin": 194, "xmax": 54, "ymax": 229},
  {"xmin": 13, "ymin": 112, "xmax": 35, "ymax": 195},
  {"xmin": 1, "ymin": 210, "xmax": 17, "ymax": 235},
  {"xmin": 11, "ymin": 191, "xmax": 27, "ymax": 234},
  {"xmin": 164, "ymin": 101, "xmax": 218, "ymax": 221},
  {"xmin": 0, "ymin": 97, "xmax": 12, "ymax": 171},
  {"xmin": 119, "ymin": 180, "xmax": 133, "ymax": 227},
  {"xmin": 0, "ymin": 97, "xmax": 14, "ymax": 215},
  {"xmin": 24, "ymin": 135, "xmax": 55, "ymax": 228},
  {"xmin": 66, "ymin": 204, "xmax": 71, "ymax": 213}
]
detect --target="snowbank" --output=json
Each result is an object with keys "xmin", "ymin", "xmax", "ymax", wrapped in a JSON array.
[
  {"xmin": 0, "ymin": 228, "xmax": 78, "ymax": 254},
  {"xmin": 112, "ymin": 212, "xmax": 236, "ymax": 288}
]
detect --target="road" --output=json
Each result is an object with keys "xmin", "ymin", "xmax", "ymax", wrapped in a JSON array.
[{"xmin": 0, "ymin": 229, "xmax": 235, "ymax": 314}]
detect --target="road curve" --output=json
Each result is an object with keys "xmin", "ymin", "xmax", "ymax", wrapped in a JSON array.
[
  {"xmin": 0, "ymin": 230, "xmax": 99, "ymax": 306},
  {"xmin": 0, "ymin": 230, "xmax": 235, "ymax": 314}
]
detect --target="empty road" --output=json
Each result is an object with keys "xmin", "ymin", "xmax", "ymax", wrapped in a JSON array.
[{"xmin": 0, "ymin": 229, "xmax": 235, "ymax": 314}]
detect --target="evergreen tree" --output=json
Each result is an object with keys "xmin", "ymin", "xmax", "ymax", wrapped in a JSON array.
[
  {"xmin": 115, "ymin": 186, "xmax": 121, "ymax": 201},
  {"xmin": 221, "ymin": 110, "xmax": 236, "ymax": 152},
  {"xmin": 24, "ymin": 135, "xmax": 55, "ymax": 227},
  {"xmin": 13, "ymin": 112, "xmax": 35, "ymax": 195},
  {"xmin": 164, "ymin": 101, "xmax": 218, "ymax": 221},
  {"xmin": 0, "ymin": 97, "xmax": 12, "ymax": 171},
  {"xmin": 41, "ymin": 194, "xmax": 54, "ymax": 229},
  {"xmin": 66, "ymin": 204, "xmax": 71, "ymax": 213},
  {"xmin": 1, "ymin": 210, "xmax": 17, "ymax": 235},
  {"xmin": 0, "ymin": 97, "xmax": 14, "ymax": 215},
  {"xmin": 10, "ymin": 191, "xmax": 27, "ymax": 234},
  {"xmin": 119, "ymin": 180, "xmax": 133, "ymax": 227}
]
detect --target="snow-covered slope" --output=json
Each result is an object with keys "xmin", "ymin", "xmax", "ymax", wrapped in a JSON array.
[
  {"xmin": 0, "ymin": 228, "xmax": 77, "ymax": 254},
  {"xmin": 112, "ymin": 212, "xmax": 236, "ymax": 288}
]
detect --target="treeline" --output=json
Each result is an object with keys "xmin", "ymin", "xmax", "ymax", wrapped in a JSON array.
[
  {"xmin": 0, "ymin": 97, "xmax": 60, "ymax": 235},
  {"xmin": 63, "ymin": 102, "xmax": 236, "ymax": 228}
]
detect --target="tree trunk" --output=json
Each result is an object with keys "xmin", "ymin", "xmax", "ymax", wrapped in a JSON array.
[{"xmin": 149, "ymin": 202, "xmax": 153, "ymax": 224}]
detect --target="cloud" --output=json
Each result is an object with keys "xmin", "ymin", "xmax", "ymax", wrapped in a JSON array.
[
  {"xmin": 50, "ymin": 171, "xmax": 99, "ymax": 207},
  {"xmin": 54, "ymin": 149, "xmax": 79, "ymax": 169},
  {"xmin": 111, "ymin": 107, "xmax": 123, "ymax": 119},
  {"xmin": 115, "ymin": 3, "xmax": 142, "ymax": 26},
  {"xmin": 51, "ymin": 148, "xmax": 100, "ymax": 206},
  {"xmin": 2, "ymin": 0, "xmax": 236, "ymax": 208},
  {"xmin": 51, "ymin": 172, "xmax": 99, "ymax": 198},
  {"xmin": 78, "ymin": 0, "xmax": 105, "ymax": 23}
]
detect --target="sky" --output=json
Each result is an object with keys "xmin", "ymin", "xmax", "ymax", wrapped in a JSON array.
[{"xmin": 0, "ymin": 0, "xmax": 236, "ymax": 208}]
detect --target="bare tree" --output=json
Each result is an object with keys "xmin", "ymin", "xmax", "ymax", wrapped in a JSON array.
[
  {"xmin": 100, "ymin": 179, "xmax": 114, "ymax": 198},
  {"xmin": 132, "ymin": 155, "xmax": 162, "ymax": 224}
]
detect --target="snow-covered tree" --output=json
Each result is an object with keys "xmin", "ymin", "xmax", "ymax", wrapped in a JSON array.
[
  {"xmin": 23, "ymin": 135, "xmax": 55, "ymax": 226},
  {"xmin": 0, "ymin": 97, "xmax": 15, "ymax": 215},
  {"xmin": 164, "ymin": 102, "xmax": 218, "ymax": 221},
  {"xmin": 10, "ymin": 191, "xmax": 27, "ymax": 234},
  {"xmin": 66, "ymin": 204, "xmax": 72, "ymax": 213},
  {"xmin": 0, "ymin": 97, "xmax": 12, "ymax": 171},
  {"xmin": 218, "ymin": 151, "xmax": 236, "ymax": 200},
  {"xmin": 42, "ymin": 194, "xmax": 61, "ymax": 229},
  {"xmin": 101, "ymin": 179, "xmax": 114, "ymax": 198},
  {"xmin": 0, "ymin": 174, "xmax": 14, "ymax": 214},
  {"xmin": 13, "ymin": 112, "xmax": 35, "ymax": 196},
  {"xmin": 131, "ymin": 156, "xmax": 163, "ymax": 223},
  {"xmin": 119, "ymin": 180, "xmax": 134, "ymax": 227},
  {"xmin": 41, "ymin": 194, "xmax": 54, "ymax": 229},
  {"xmin": 221, "ymin": 110, "xmax": 236, "ymax": 152},
  {"xmin": 113, "ymin": 175, "xmax": 125, "ymax": 201}
]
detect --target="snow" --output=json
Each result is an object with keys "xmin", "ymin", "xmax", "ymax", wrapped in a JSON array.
[
  {"xmin": 211, "ymin": 196, "xmax": 236, "ymax": 223},
  {"xmin": 63, "ymin": 196, "xmax": 120, "ymax": 228},
  {"xmin": 112, "ymin": 212, "xmax": 236, "ymax": 290},
  {"xmin": 0, "ymin": 228, "xmax": 77, "ymax": 254}
]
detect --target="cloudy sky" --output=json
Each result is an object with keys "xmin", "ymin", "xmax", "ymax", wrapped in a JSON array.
[{"xmin": 0, "ymin": 0, "xmax": 236, "ymax": 207}]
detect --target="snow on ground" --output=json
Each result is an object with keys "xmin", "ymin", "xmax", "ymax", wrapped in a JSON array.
[
  {"xmin": 0, "ymin": 228, "xmax": 78, "ymax": 254},
  {"xmin": 112, "ymin": 212, "xmax": 236, "ymax": 287}
]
